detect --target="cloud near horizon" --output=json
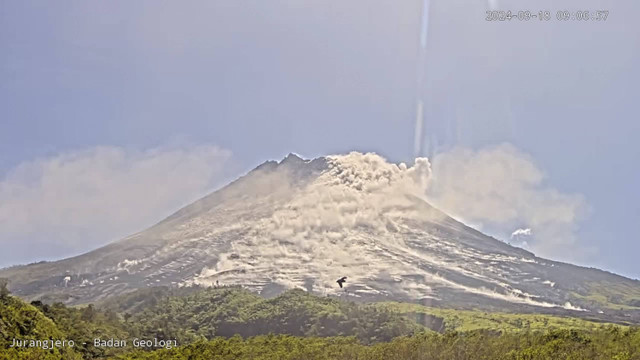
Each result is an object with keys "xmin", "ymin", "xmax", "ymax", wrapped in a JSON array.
[{"xmin": 0, "ymin": 145, "xmax": 232, "ymax": 266}]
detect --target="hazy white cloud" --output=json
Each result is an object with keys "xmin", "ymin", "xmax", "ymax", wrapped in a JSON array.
[
  {"xmin": 0, "ymin": 145, "xmax": 232, "ymax": 262},
  {"xmin": 511, "ymin": 228, "xmax": 532, "ymax": 238},
  {"xmin": 510, "ymin": 228, "xmax": 532, "ymax": 250},
  {"xmin": 426, "ymin": 144, "xmax": 590, "ymax": 261}
]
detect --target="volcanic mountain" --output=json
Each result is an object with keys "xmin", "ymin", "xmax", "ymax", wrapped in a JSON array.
[{"xmin": 2, "ymin": 153, "xmax": 640, "ymax": 323}]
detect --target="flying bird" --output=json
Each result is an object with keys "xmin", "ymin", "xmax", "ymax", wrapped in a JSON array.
[{"xmin": 336, "ymin": 276, "xmax": 347, "ymax": 288}]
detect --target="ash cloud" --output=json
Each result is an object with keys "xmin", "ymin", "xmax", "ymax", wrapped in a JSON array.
[{"xmin": 426, "ymin": 144, "xmax": 590, "ymax": 262}]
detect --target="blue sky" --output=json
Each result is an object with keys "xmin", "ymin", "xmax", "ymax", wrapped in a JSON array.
[{"xmin": 1, "ymin": 0, "xmax": 639, "ymax": 278}]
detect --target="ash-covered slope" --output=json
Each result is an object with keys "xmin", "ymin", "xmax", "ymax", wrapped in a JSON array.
[{"xmin": 2, "ymin": 153, "xmax": 640, "ymax": 322}]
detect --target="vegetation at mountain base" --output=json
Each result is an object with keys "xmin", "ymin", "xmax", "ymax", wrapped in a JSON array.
[
  {"xmin": 570, "ymin": 281, "xmax": 640, "ymax": 311},
  {"xmin": 115, "ymin": 287, "xmax": 423, "ymax": 344},
  {"xmin": 379, "ymin": 302, "xmax": 620, "ymax": 333},
  {"xmin": 0, "ymin": 290, "xmax": 81, "ymax": 359},
  {"xmin": 28, "ymin": 301, "xmax": 132, "ymax": 358},
  {"xmin": 1, "ymin": 286, "xmax": 419, "ymax": 358},
  {"xmin": 115, "ymin": 328, "xmax": 640, "ymax": 360},
  {"xmin": 2, "ymin": 284, "xmax": 640, "ymax": 359}
]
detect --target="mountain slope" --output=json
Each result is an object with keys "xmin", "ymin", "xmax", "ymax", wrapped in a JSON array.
[{"xmin": 2, "ymin": 152, "xmax": 640, "ymax": 323}]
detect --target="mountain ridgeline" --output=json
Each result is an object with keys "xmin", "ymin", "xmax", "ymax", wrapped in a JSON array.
[{"xmin": 1, "ymin": 152, "xmax": 640, "ymax": 325}]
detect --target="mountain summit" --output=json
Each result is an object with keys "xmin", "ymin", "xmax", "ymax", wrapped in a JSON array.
[{"xmin": 2, "ymin": 152, "xmax": 640, "ymax": 323}]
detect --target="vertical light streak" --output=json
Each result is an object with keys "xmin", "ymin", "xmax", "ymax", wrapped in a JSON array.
[
  {"xmin": 413, "ymin": 100, "xmax": 424, "ymax": 156},
  {"xmin": 413, "ymin": 0, "xmax": 430, "ymax": 158}
]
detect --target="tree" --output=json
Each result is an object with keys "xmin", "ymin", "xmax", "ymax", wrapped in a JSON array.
[
  {"xmin": 0, "ymin": 277, "xmax": 10, "ymax": 298},
  {"xmin": 81, "ymin": 303, "xmax": 97, "ymax": 321}
]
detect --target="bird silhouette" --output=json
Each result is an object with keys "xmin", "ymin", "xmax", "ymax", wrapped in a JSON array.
[{"xmin": 336, "ymin": 276, "xmax": 347, "ymax": 288}]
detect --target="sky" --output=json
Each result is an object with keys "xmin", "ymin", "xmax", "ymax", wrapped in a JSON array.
[{"xmin": 1, "ymin": 0, "xmax": 638, "ymax": 278}]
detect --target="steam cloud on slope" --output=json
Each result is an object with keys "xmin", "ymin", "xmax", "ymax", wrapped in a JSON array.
[
  {"xmin": 511, "ymin": 228, "xmax": 532, "ymax": 238},
  {"xmin": 246, "ymin": 147, "xmax": 589, "ymax": 264},
  {"xmin": 427, "ymin": 144, "xmax": 590, "ymax": 262}
]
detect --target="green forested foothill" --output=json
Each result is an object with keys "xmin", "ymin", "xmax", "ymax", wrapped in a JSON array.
[
  {"xmin": 122, "ymin": 287, "xmax": 422, "ymax": 344},
  {"xmin": 0, "ymin": 294, "xmax": 81, "ymax": 359},
  {"xmin": 1, "ymin": 287, "xmax": 419, "ymax": 358},
  {"xmin": 379, "ymin": 302, "xmax": 621, "ymax": 333},
  {"xmin": 115, "ymin": 328, "xmax": 640, "ymax": 360},
  {"xmin": 2, "ymin": 285, "xmax": 640, "ymax": 359},
  {"xmin": 29, "ymin": 301, "xmax": 132, "ymax": 358}
]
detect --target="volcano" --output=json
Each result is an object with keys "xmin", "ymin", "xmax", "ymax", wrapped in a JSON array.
[{"xmin": 2, "ymin": 152, "xmax": 640, "ymax": 323}]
